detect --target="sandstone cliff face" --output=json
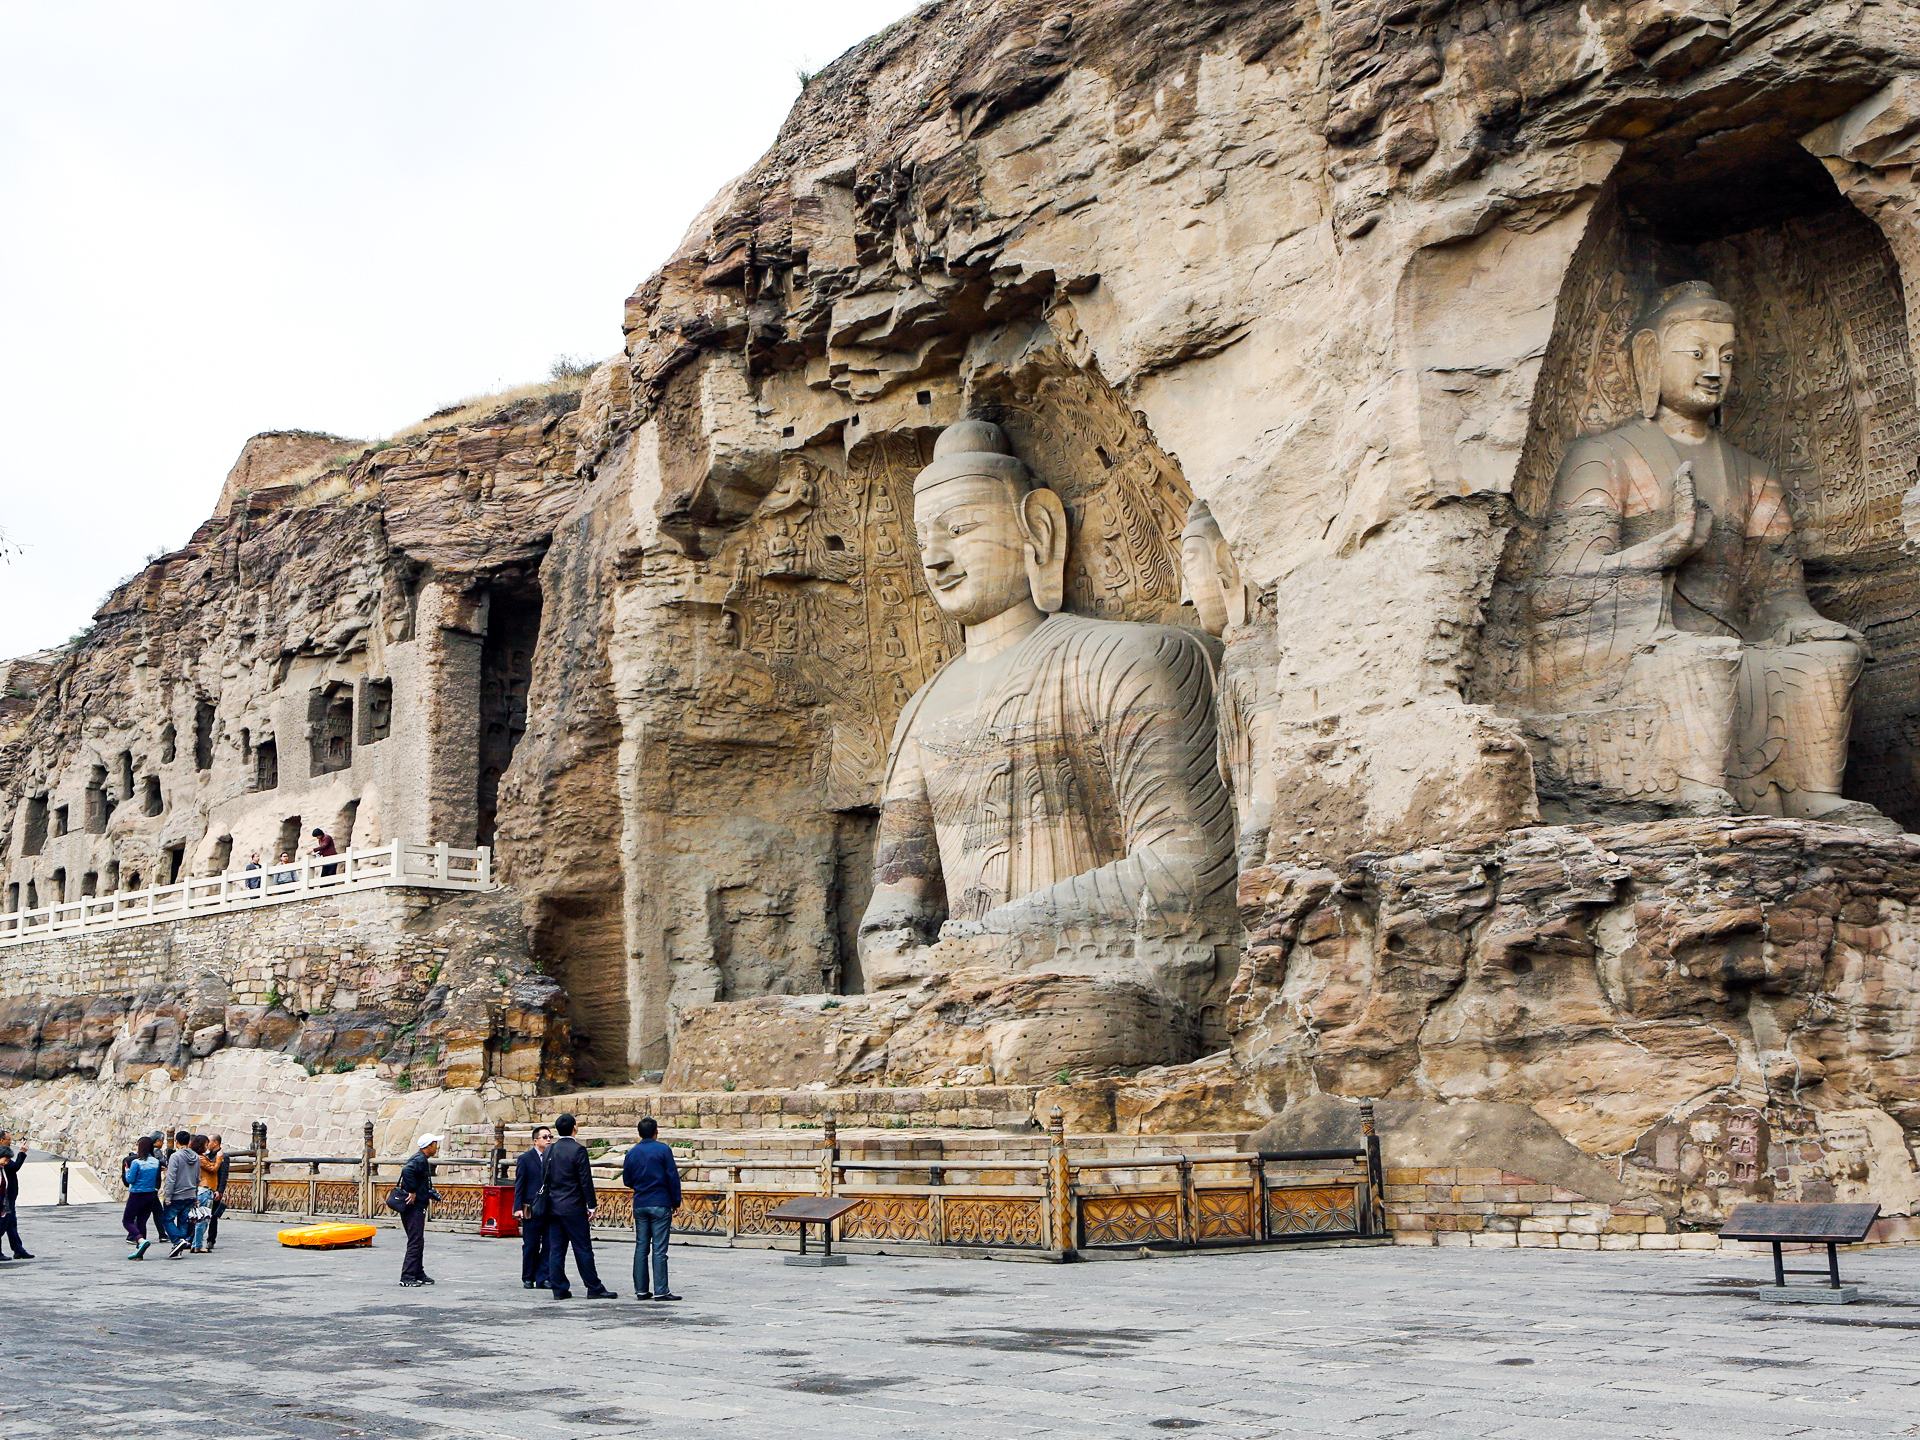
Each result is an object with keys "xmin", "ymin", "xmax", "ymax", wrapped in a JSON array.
[
  {"xmin": 5, "ymin": 0, "xmax": 1920, "ymax": 1227},
  {"xmin": 1229, "ymin": 823, "xmax": 1920, "ymax": 1216},
  {"xmin": 0, "ymin": 386, "xmax": 589, "ymax": 1092}
]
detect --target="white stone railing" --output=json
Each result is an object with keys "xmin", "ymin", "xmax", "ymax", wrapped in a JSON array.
[{"xmin": 0, "ymin": 840, "xmax": 492, "ymax": 947}]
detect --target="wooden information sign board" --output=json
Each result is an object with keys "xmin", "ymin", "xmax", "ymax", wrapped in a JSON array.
[{"xmin": 1720, "ymin": 1203, "xmax": 1880, "ymax": 1292}]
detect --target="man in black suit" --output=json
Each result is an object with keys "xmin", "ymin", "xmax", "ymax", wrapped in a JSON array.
[
  {"xmin": 513, "ymin": 1125, "xmax": 554, "ymax": 1289},
  {"xmin": 0, "ymin": 1134, "xmax": 28, "ymax": 1260},
  {"xmin": 542, "ymin": 1114, "xmax": 615, "ymax": 1301}
]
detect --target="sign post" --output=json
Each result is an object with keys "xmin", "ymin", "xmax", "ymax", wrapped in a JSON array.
[{"xmin": 1719, "ymin": 1203, "xmax": 1880, "ymax": 1304}]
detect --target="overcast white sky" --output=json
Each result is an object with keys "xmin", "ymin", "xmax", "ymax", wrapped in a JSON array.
[{"xmin": 0, "ymin": 0, "xmax": 919, "ymax": 658}]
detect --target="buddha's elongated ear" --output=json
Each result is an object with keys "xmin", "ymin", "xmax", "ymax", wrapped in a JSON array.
[
  {"xmin": 1631, "ymin": 329, "xmax": 1661, "ymax": 422},
  {"xmin": 1020, "ymin": 486, "xmax": 1069, "ymax": 614}
]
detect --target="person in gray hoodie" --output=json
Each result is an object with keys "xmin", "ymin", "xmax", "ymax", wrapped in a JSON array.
[{"xmin": 161, "ymin": 1131, "xmax": 201, "ymax": 1257}]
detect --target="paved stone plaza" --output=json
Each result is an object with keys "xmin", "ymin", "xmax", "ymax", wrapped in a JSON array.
[{"xmin": 9, "ymin": 1208, "xmax": 1920, "ymax": 1439}]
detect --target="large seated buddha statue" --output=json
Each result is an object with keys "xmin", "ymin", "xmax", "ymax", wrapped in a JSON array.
[
  {"xmin": 1528, "ymin": 281, "xmax": 1895, "ymax": 831},
  {"xmin": 859, "ymin": 420, "xmax": 1237, "ymax": 984}
]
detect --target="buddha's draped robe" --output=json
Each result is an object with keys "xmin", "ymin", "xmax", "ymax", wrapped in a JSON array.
[{"xmin": 874, "ymin": 613, "xmax": 1236, "ymax": 937}]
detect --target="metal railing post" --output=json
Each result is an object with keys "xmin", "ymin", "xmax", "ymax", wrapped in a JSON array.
[
  {"xmin": 821, "ymin": 1116, "xmax": 838, "ymax": 1198},
  {"xmin": 1250, "ymin": 1154, "xmax": 1268, "ymax": 1242},
  {"xmin": 360, "ymin": 1120, "xmax": 376, "ymax": 1219},
  {"xmin": 493, "ymin": 1120, "xmax": 508, "ymax": 1186},
  {"xmin": 1047, "ymin": 1107, "xmax": 1074, "ymax": 1258},
  {"xmin": 1177, "ymin": 1155, "xmax": 1195, "ymax": 1245},
  {"xmin": 1361, "ymin": 1101, "xmax": 1386, "ymax": 1237},
  {"xmin": 251, "ymin": 1121, "xmax": 268, "ymax": 1213}
]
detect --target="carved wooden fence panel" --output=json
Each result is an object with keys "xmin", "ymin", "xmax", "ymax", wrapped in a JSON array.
[
  {"xmin": 217, "ymin": 1105, "xmax": 1390, "ymax": 1262},
  {"xmin": 1266, "ymin": 1183, "xmax": 1363, "ymax": 1237},
  {"xmin": 676, "ymin": 1188, "xmax": 727, "ymax": 1236},
  {"xmin": 313, "ymin": 1181, "xmax": 360, "ymax": 1217}
]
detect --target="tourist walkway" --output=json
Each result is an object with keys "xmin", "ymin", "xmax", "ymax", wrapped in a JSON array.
[
  {"xmin": 12, "ymin": 1206, "xmax": 1920, "ymax": 1437},
  {"xmin": 0, "ymin": 840, "xmax": 491, "ymax": 945}
]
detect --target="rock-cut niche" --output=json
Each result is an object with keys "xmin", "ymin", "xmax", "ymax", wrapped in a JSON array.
[{"xmin": 1472, "ymin": 145, "xmax": 1920, "ymax": 829}]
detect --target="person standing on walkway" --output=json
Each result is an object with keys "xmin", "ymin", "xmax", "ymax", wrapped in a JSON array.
[
  {"xmin": 310, "ymin": 827, "xmax": 340, "ymax": 878},
  {"xmin": 202, "ymin": 1134, "xmax": 230, "ymax": 1251},
  {"xmin": 621, "ymin": 1117, "xmax": 682, "ymax": 1302},
  {"xmin": 513, "ymin": 1126, "xmax": 554, "ymax": 1289},
  {"xmin": 542, "ymin": 1114, "xmax": 615, "ymax": 1301},
  {"xmin": 244, "ymin": 854, "xmax": 263, "ymax": 893},
  {"xmin": 123, "ymin": 1136, "xmax": 164, "ymax": 1257},
  {"xmin": 0, "ymin": 1134, "xmax": 28, "ymax": 1260},
  {"xmin": 162, "ymin": 1130, "xmax": 200, "ymax": 1257},
  {"xmin": 190, "ymin": 1134, "xmax": 220, "ymax": 1252},
  {"xmin": 397, "ymin": 1134, "xmax": 443, "ymax": 1287}
]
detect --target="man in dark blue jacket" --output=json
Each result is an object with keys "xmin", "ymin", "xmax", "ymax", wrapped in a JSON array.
[
  {"xmin": 542, "ymin": 1114, "xmax": 615, "ymax": 1301},
  {"xmin": 512, "ymin": 1126, "xmax": 554, "ymax": 1289},
  {"xmin": 621, "ymin": 1117, "xmax": 682, "ymax": 1301}
]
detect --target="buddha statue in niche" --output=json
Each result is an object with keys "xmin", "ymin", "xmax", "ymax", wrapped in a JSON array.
[
  {"xmin": 1530, "ymin": 281, "xmax": 1894, "ymax": 830},
  {"xmin": 859, "ymin": 419, "xmax": 1236, "ymax": 981},
  {"xmin": 1180, "ymin": 498, "xmax": 1279, "ymax": 865}
]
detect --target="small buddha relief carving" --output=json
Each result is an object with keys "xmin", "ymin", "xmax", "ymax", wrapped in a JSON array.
[
  {"xmin": 1180, "ymin": 498, "xmax": 1280, "ymax": 865},
  {"xmin": 1527, "ymin": 281, "xmax": 1898, "ymax": 832}
]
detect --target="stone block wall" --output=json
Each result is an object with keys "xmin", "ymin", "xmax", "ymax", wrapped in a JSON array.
[
  {"xmin": 0, "ymin": 887, "xmax": 452, "ymax": 1011},
  {"xmin": 564, "ymin": 1084, "xmax": 1045, "ymax": 1133},
  {"xmin": 0, "ymin": 886, "xmax": 566, "ymax": 1169}
]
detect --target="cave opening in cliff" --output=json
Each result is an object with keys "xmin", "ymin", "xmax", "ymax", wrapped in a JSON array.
[
  {"xmin": 256, "ymin": 738, "xmax": 278, "ymax": 791},
  {"xmin": 141, "ymin": 777, "xmax": 162, "ymax": 817},
  {"xmin": 4, "ymin": 884, "xmax": 15, "ymax": 912},
  {"xmin": 159, "ymin": 723, "xmax": 176, "ymax": 764},
  {"xmin": 80, "ymin": 871, "xmax": 97, "ymax": 898},
  {"xmin": 359, "ymin": 679, "xmax": 392, "ymax": 745},
  {"xmin": 477, "ymin": 579, "xmax": 541, "ymax": 849},
  {"xmin": 211, "ymin": 834, "xmax": 233, "ymax": 874},
  {"xmin": 51, "ymin": 868, "xmax": 65, "ymax": 904},
  {"xmin": 116, "ymin": 750, "xmax": 133, "ymax": 805},
  {"xmin": 24, "ymin": 883, "xmax": 36, "ymax": 910},
  {"xmin": 21, "ymin": 797, "xmax": 46, "ymax": 857},
  {"xmin": 308, "ymin": 684, "xmax": 353, "ymax": 775},
  {"xmin": 85, "ymin": 765, "xmax": 108, "ymax": 832},
  {"xmin": 532, "ymin": 892, "xmax": 626, "ymax": 1086},
  {"xmin": 52, "ymin": 805, "xmax": 67, "ymax": 839},
  {"xmin": 334, "ymin": 799, "xmax": 358, "ymax": 849},
  {"xmin": 164, "ymin": 848, "xmax": 184, "ymax": 886},
  {"xmin": 193, "ymin": 698, "xmax": 216, "ymax": 770},
  {"xmin": 1478, "ymin": 156, "xmax": 1920, "ymax": 829},
  {"xmin": 275, "ymin": 816, "xmax": 301, "ymax": 861},
  {"xmin": 104, "ymin": 860, "xmax": 118, "ymax": 894}
]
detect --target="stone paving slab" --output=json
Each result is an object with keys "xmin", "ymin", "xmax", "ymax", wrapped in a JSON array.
[{"xmin": 6, "ymin": 1208, "xmax": 1920, "ymax": 1438}]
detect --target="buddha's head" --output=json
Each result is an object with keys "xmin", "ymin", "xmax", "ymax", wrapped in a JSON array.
[
  {"xmin": 912, "ymin": 419, "xmax": 1067, "ymax": 625},
  {"xmin": 1631, "ymin": 281, "xmax": 1737, "ymax": 423},
  {"xmin": 1179, "ymin": 498, "xmax": 1247, "ymax": 638}
]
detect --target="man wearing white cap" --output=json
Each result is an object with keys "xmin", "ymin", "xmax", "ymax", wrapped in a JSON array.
[{"xmin": 396, "ymin": 1134, "xmax": 443, "ymax": 1288}]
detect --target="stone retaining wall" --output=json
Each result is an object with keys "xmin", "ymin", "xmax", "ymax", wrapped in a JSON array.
[
  {"xmin": 563, "ymin": 1084, "xmax": 1044, "ymax": 1132},
  {"xmin": 0, "ymin": 886, "xmax": 457, "ymax": 1011}
]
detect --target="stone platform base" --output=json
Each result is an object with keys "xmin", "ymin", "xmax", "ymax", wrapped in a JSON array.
[
  {"xmin": 542, "ymin": 1081, "xmax": 1045, "ymax": 1133},
  {"xmin": 784, "ymin": 1254, "xmax": 848, "ymax": 1267},
  {"xmin": 1763, "ymin": 1285, "xmax": 1860, "ymax": 1303}
]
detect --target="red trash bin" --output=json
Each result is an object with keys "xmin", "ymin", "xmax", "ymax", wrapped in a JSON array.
[{"xmin": 480, "ymin": 1184, "xmax": 519, "ymax": 1237}]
